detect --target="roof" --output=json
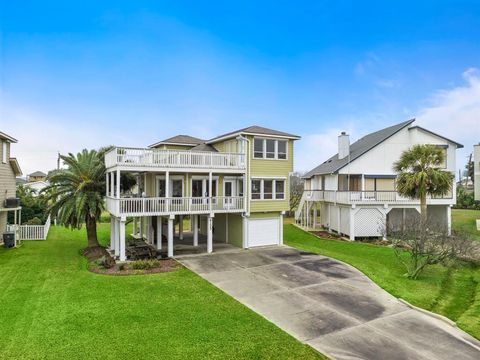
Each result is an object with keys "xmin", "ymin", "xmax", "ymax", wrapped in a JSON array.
[
  {"xmin": 9, "ymin": 158, "xmax": 22, "ymax": 176},
  {"xmin": 189, "ymin": 143, "xmax": 218, "ymax": 152},
  {"xmin": 149, "ymin": 135, "xmax": 205, "ymax": 148},
  {"xmin": 408, "ymin": 126, "xmax": 464, "ymax": 148},
  {"xmin": 207, "ymin": 125, "xmax": 301, "ymax": 144},
  {"xmin": 0, "ymin": 131, "xmax": 17, "ymax": 143},
  {"xmin": 303, "ymin": 119, "xmax": 415, "ymax": 178},
  {"xmin": 28, "ymin": 171, "xmax": 47, "ymax": 177}
]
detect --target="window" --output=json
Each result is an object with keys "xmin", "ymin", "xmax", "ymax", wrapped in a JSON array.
[
  {"xmin": 252, "ymin": 138, "xmax": 288, "ymax": 160},
  {"xmin": 158, "ymin": 180, "xmax": 166, "ymax": 197},
  {"xmin": 238, "ymin": 180, "xmax": 244, "ymax": 197},
  {"xmin": 254, "ymin": 139, "xmax": 264, "ymax": 158},
  {"xmin": 192, "ymin": 179, "xmax": 203, "ymax": 197},
  {"xmin": 251, "ymin": 179, "xmax": 285, "ymax": 200},
  {"xmin": 252, "ymin": 180, "xmax": 261, "ymax": 199},
  {"xmin": 172, "ymin": 180, "xmax": 183, "ymax": 197},
  {"xmin": 2, "ymin": 141, "xmax": 6, "ymax": 163}
]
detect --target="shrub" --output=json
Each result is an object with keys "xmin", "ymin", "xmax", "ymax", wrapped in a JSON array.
[
  {"xmin": 455, "ymin": 186, "xmax": 480, "ymax": 210},
  {"xmin": 25, "ymin": 217, "xmax": 43, "ymax": 225},
  {"xmin": 130, "ymin": 259, "xmax": 161, "ymax": 270}
]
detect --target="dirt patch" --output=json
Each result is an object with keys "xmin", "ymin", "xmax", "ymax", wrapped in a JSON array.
[
  {"xmin": 88, "ymin": 258, "xmax": 181, "ymax": 276},
  {"xmin": 310, "ymin": 231, "xmax": 343, "ymax": 240},
  {"xmin": 83, "ymin": 246, "xmax": 111, "ymax": 261}
]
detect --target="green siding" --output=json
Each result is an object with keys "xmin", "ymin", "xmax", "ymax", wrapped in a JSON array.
[
  {"xmin": 213, "ymin": 213, "xmax": 227, "ymax": 242},
  {"xmin": 227, "ymin": 214, "xmax": 243, "ymax": 247},
  {"xmin": 248, "ymin": 212, "xmax": 281, "ymax": 219}
]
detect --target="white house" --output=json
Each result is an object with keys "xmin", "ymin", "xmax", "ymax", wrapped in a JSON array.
[{"xmin": 295, "ymin": 119, "xmax": 463, "ymax": 239}]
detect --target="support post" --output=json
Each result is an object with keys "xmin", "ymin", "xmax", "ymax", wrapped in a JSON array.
[
  {"xmin": 208, "ymin": 172, "xmax": 213, "ymax": 212},
  {"xmin": 165, "ymin": 171, "xmax": 170, "ymax": 212},
  {"xmin": 140, "ymin": 217, "xmax": 144, "ymax": 239},
  {"xmin": 156, "ymin": 216, "xmax": 162, "ymax": 250},
  {"xmin": 349, "ymin": 206, "xmax": 355, "ymax": 241},
  {"xmin": 242, "ymin": 216, "xmax": 248, "ymax": 249},
  {"xmin": 279, "ymin": 213, "xmax": 284, "ymax": 245},
  {"xmin": 119, "ymin": 218, "xmax": 126, "ymax": 261},
  {"xmin": 116, "ymin": 169, "xmax": 120, "ymax": 199},
  {"xmin": 207, "ymin": 214, "xmax": 213, "ymax": 253},
  {"xmin": 114, "ymin": 218, "xmax": 120, "ymax": 257},
  {"xmin": 313, "ymin": 206, "xmax": 317, "ymax": 229},
  {"xmin": 447, "ymin": 205, "xmax": 452, "ymax": 236},
  {"xmin": 193, "ymin": 215, "xmax": 198, "ymax": 246},
  {"xmin": 106, "ymin": 172, "xmax": 109, "ymax": 197},
  {"xmin": 110, "ymin": 217, "xmax": 115, "ymax": 251},
  {"xmin": 179, "ymin": 215, "xmax": 184, "ymax": 240},
  {"xmin": 168, "ymin": 215, "xmax": 174, "ymax": 258}
]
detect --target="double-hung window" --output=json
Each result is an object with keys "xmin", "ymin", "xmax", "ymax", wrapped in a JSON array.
[
  {"xmin": 253, "ymin": 138, "xmax": 288, "ymax": 160},
  {"xmin": 251, "ymin": 179, "xmax": 285, "ymax": 200}
]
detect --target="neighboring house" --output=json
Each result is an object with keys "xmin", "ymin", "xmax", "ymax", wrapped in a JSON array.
[
  {"xmin": 296, "ymin": 119, "xmax": 462, "ymax": 240},
  {"xmin": 0, "ymin": 131, "xmax": 22, "ymax": 239},
  {"xmin": 27, "ymin": 171, "xmax": 47, "ymax": 183},
  {"xmin": 474, "ymin": 144, "xmax": 480, "ymax": 201},
  {"xmin": 24, "ymin": 180, "xmax": 49, "ymax": 195},
  {"xmin": 105, "ymin": 125, "xmax": 300, "ymax": 260}
]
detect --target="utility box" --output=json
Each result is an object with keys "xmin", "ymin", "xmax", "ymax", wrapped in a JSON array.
[
  {"xmin": 3, "ymin": 232, "xmax": 15, "ymax": 248},
  {"xmin": 4, "ymin": 198, "xmax": 20, "ymax": 208}
]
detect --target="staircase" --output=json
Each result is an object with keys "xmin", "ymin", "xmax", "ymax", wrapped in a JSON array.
[{"xmin": 294, "ymin": 192, "xmax": 309, "ymax": 221}]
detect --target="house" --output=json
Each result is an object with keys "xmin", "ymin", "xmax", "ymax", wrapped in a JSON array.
[
  {"xmin": 295, "ymin": 119, "xmax": 462, "ymax": 240},
  {"xmin": 27, "ymin": 171, "xmax": 47, "ymax": 183},
  {"xmin": 105, "ymin": 126, "xmax": 300, "ymax": 261},
  {"xmin": 24, "ymin": 180, "xmax": 49, "ymax": 195},
  {"xmin": 474, "ymin": 144, "xmax": 480, "ymax": 201},
  {"xmin": 0, "ymin": 131, "xmax": 22, "ymax": 239}
]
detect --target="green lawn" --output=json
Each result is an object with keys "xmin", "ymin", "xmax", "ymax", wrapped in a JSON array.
[
  {"xmin": 0, "ymin": 225, "xmax": 324, "ymax": 360},
  {"xmin": 284, "ymin": 225, "xmax": 480, "ymax": 340},
  {"xmin": 452, "ymin": 209, "xmax": 480, "ymax": 241}
]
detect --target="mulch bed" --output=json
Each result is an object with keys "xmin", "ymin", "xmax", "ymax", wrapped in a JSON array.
[
  {"xmin": 310, "ymin": 230, "xmax": 342, "ymax": 240},
  {"xmin": 88, "ymin": 258, "xmax": 181, "ymax": 276}
]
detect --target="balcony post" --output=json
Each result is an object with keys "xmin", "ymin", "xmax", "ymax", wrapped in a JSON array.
[
  {"xmin": 447, "ymin": 205, "xmax": 452, "ymax": 236},
  {"xmin": 349, "ymin": 206, "xmax": 355, "ymax": 241},
  {"xmin": 209, "ymin": 172, "xmax": 213, "ymax": 212},
  {"xmin": 179, "ymin": 215, "xmax": 184, "ymax": 240},
  {"xmin": 116, "ymin": 169, "xmax": 120, "ymax": 199},
  {"xmin": 110, "ymin": 217, "xmax": 115, "ymax": 251},
  {"xmin": 156, "ymin": 216, "xmax": 162, "ymax": 250},
  {"xmin": 168, "ymin": 215, "xmax": 174, "ymax": 258},
  {"xmin": 207, "ymin": 214, "xmax": 213, "ymax": 253},
  {"xmin": 106, "ymin": 171, "xmax": 109, "ymax": 197},
  {"xmin": 193, "ymin": 215, "xmax": 198, "ymax": 246},
  {"xmin": 119, "ymin": 217, "xmax": 126, "ymax": 261},
  {"xmin": 114, "ymin": 217, "xmax": 120, "ymax": 258},
  {"xmin": 165, "ymin": 171, "xmax": 170, "ymax": 212}
]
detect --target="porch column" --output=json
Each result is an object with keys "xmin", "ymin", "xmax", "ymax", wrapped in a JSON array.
[
  {"xmin": 110, "ymin": 217, "xmax": 115, "ymax": 251},
  {"xmin": 179, "ymin": 215, "xmax": 184, "ymax": 240},
  {"xmin": 140, "ymin": 217, "xmax": 144, "ymax": 239},
  {"xmin": 165, "ymin": 171, "xmax": 170, "ymax": 212},
  {"xmin": 119, "ymin": 217, "xmax": 126, "ymax": 261},
  {"xmin": 279, "ymin": 213, "xmax": 284, "ymax": 245},
  {"xmin": 156, "ymin": 216, "xmax": 162, "ymax": 250},
  {"xmin": 106, "ymin": 172, "xmax": 109, "ymax": 197},
  {"xmin": 168, "ymin": 215, "xmax": 174, "ymax": 258},
  {"xmin": 313, "ymin": 206, "xmax": 317, "ymax": 229},
  {"xmin": 133, "ymin": 218, "xmax": 137, "ymax": 237},
  {"xmin": 193, "ymin": 215, "xmax": 198, "ymax": 246},
  {"xmin": 116, "ymin": 169, "xmax": 120, "ymax": 199},
  {"xmin": 208, "ymin": 172, "xmax": 213, "ymax": 211},
  {"xmin": 114, "ymin": 217, "xmax": 120, "ymax": 258},
  {"xmin": 328, "ymin": 204, "xmax": 332, "ymax": 232},
  {"xmin": 207, "ymin": 214, "xmax": 213, "ymax": 253},
  {"xmin": 447, "ymin": 205, "xmax": 452, "ymax": 236},
  {"xmin": 349, "ymin": 206, "xmax": 355, "ymax": 241}
]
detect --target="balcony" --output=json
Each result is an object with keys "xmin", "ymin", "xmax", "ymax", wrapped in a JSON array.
[
  {"xmin": 106, "ymin": 196, "xmax": 245, "ymax": 217},
  {"xmin": 303, "ymin": 190, "xmax": 453, "ymax": 205},
  {"xmin": 105, "ymin": 147, "xmax": 246, "ymax": 171}
]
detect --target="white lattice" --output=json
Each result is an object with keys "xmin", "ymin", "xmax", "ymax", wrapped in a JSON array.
[
  {"xmin": 354, "ymin": 208, "xmax": 385, "ymax": 237},
  {"xmin": 340, "ymin": 207, "xmax": 350, "ymax": 235}
]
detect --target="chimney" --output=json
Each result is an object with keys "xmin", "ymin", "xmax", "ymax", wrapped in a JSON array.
[{"xmin": 338, "ymin": 132, "xmax": 350, "ymax": 159}]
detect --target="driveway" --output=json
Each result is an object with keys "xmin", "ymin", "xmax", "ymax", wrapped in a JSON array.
[{"xmin": 178, "ymin": 247, "xmax": 480, "ymax": 360}]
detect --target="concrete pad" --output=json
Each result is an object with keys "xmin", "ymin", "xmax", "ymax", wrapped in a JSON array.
[
  {"xmin": 292, "ymin": 258, "xmax": 363, "ymax": 279},
  {"xmin": 249, "ymin": 262, "xmax": 330, "ymax": 289},
  {"xmin": 309, "ymin": 324, "xmax": 431, "ymax": 360},
  {"xmin": 299, "ymin": 282, "xmax": 407, "ymax": 321},
  {"xmin": 369, "ymin": 310, "xmax": 480, "ymax": 360},
  {"xmin": 221, "ymin": 251, "xmax": 281, "ymax": 268},
  {"xmin": 258, "ymin": 247, "xmax": 319, "ymax": 262},
  {"xmin": 178, "ymin": 255, "xmax": 242, "ymax": 274}
]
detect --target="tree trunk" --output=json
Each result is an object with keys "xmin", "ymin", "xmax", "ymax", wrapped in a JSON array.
[
  {"xmin": 86, "ymin": 215, "xmax": 100, "ymax": 248},
  {"xmin": 420, "ymin": 194, "xmax": 427, "ymax": 223}
]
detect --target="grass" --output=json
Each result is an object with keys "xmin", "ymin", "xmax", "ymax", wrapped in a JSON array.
[
  {"xmin": 0, "ymin": 225, "xmax": 324, "ymax": 360},
  {"xmin": 284, "ymin": 224, "xmax": 480, "ymax": 340},
  {"xmin": 452, "ymin": 209, "xmax": 480, "ymax": 241}
]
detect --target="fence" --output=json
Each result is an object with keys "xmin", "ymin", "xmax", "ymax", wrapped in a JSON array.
[{"xmin": 7, "ymin": 215, "xmax": 51, "ymax": 240}]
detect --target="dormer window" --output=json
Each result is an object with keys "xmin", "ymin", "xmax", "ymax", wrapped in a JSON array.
[{"xmin": 253, "ymin": 138, "xmax": 288, "ymax": 160}]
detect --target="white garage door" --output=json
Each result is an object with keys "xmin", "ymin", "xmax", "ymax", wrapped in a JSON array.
[{"xmin": 248, "ymin": 218, "xmax": 280, "ymax": 247}]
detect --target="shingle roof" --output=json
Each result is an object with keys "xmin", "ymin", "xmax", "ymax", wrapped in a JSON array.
[
  {"xmin": 190, "ymin": 143, "xmax": 218, "ymax": 152},
  {"xmin": 149, "ymin": 135, "xmax": 205, "ymax": 148},
  {"xmin": 0, "ymin": 131, "xmax": 17, "ymax": 143},
  {"xmin": 29, "ymin": 171, "xmax": 47, "ymax": 177},
  {"xmin": 303, "ymin": 119, "xmax": 415, "ymax": 178},
  {"xmin": 207, "ymin": 125, "xmax": 300, "ymax": 143}
]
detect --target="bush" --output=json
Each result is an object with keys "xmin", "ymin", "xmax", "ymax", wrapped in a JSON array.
[
  {"xmin": 25, "ymin": 217, "xmax": 43, "ymax": 225},
  {"xmin": 455, "ymin": 186, "xmax": 480, "ymax": 210},
  {"xmin": 130, "ymin": 259, "xmax": 161, "ymax": 270}
]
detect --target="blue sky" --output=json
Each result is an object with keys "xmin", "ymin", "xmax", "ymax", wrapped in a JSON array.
[{"xmin": 1, "ymin": 1, "xmax": 479, "ymax": 174}]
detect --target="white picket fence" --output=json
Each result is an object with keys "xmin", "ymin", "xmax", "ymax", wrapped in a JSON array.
[{"xmin": 7, "ymin": 215, "xmax": 51, "ymax": 241}]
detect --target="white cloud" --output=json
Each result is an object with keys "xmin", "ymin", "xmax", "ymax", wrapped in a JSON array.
[{"xmin": 416, "ymin": 68, "xmax": 480, "ymax": 172}]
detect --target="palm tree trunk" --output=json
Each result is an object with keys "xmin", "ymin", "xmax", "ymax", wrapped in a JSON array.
[
  {"xmin": 420, "ymin": 194, "xmax": 427, "ymax": 223},
  {"xmin": 86, "ymin": 215, "xmax": 100, "ymax": 248}
]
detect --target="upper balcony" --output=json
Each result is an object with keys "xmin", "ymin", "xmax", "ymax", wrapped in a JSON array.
[{"xmin": 105, "ymin": 147, "xmax": 246, "ymax": 172}]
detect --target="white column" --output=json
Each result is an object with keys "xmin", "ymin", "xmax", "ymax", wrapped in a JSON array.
[
  {"xmin": 179, "ymin": 215, "xmax": 184, "ymax": 240},
  {"xmin": 279, "ymin": 213, "xmax": 284, "ymax": 245},
  {"xmin": 106, "ymin": 172, "xmax": 109, "ymax": 197},
  {"xmin": 156, "ymin": 216, "xmax": 162, "ymax": 250},
  {"xmin": 119, "ymin": 218, "xmax": 126, "ymax": 261},
  {"xmin": 114, "ymin": 218, "xmax": 120, "ymax": 257},
  {"xmin": 328, "ymin": 204, "xmax": 332, "ymax": 232},
  {"xmin": 165, "ymin": 171, "xmax": 170, "ymax": 212},
  {"xmin": 140, "ymin": 217, "xmax": 144, "ymax": 239},
  {"xmin": 447, "ymin": 205, "xmax": 452, "ymax": 236},
  {"xmin": 168, "ymin": 216, "xmax": 174, "ymax": 257},
  {"xmin": 207, "ymin": 214, "xmax": 213, "ymax": 253},
  {"xmin": 349, "ymin": 207, "xmax": 355, "ymax": 241},
  {"xmin": 133, "ymin": 218, "xmax": 137, "ymax": 237},
  {"xmin": 208, "ymin": 172, "xmax": 213, "ymax": 211},
  {"xmin": 242, "ymin": 216, "xmax": 248, "ymax": 249},
  {"xmin": 110, "ymin": 217, "xmax": 115, "ymax": 251},
  {"xmin": 193, "ymin": 215, "xmax": 198, "ymax": 246},
  {"xmin": 313, "ymin": 206, "xmax": 317, "ymax": 229},
  {"xmin": 116, "ymin": 169, "xmax": 120, "ymax": 199}
]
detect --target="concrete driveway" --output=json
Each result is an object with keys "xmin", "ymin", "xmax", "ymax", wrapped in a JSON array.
[{"xmin": 178, "ymin": 247, "xmax": 480, "ymax": 360}]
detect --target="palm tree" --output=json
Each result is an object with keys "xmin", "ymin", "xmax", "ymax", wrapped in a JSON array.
[
  {"xmin": 393, "ymin": 144, "xmax": 453, "ymax": 220},
  {"xmin": 43, "ymin": 149, "xmax": 106, "ymax": 248}
]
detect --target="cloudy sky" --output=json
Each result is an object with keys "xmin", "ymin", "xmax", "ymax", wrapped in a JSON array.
[{"xmin": 1, "ymin": 1, "xmax": 479, "ymax": 176}]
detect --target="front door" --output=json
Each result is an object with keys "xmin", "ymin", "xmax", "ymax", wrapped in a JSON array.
[{"xmin": 224, "ymin": 180, "xmax": 236, "ymax": 208}]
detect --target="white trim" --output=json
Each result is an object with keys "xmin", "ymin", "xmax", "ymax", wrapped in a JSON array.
[
  {"xmin": 155, "ymin": 175, "xmax": 184, "ymax": 197},
  {"xmin": 2, "ymin": 141, "xmax": 7, "ymax": 163},
  {"xmin": 252, "ymin": 137, "xmax": 288, "ymax": 161},
  {"xmin": 251, "ymin": 178, "xmax": 286, "ymax": 200},
  {"xmin": 207, "ymin": 132, "xmax": 300, "ymax": 144}
]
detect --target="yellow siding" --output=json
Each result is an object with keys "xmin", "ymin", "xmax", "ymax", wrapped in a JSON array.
[{"xmin": 153, "ymin": 144, "xmax": 193, "ymax": 151}]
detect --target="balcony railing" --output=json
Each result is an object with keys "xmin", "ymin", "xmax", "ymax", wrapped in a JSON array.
[
  {"xmin": 105, "ymin": 147, "xmax": 246, "ymax": 170},
  {"xmin": 302, "ymin": 190, "xmax": 453, "ymax": 205},
  {"xmin": 106, "ymin": 196, "xmax": 245, "ymax": 217}
]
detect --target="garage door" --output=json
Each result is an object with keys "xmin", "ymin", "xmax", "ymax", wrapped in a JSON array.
[{"xmin": 248, "ymin": 218, "xmax": 280, "ymax": 247}]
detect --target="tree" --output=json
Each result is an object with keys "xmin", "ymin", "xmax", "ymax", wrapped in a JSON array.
[
  {"xmin": 289, "ymin": 172, "xmax": 304, "ymax": 216},
  {"xmin": 393, "ymin": 144, "xmax": 453, "ymax": 220},
  {"xmin": 42, "ymin": 149, "xmax": 106, "ymax": 248},
  {"xmin": 9, "ymin": 185, "xmax": 48, "ymax": 224},
  {"xmin": 465, "ymin": 153, "xmax": 474, "ymax": 185}
]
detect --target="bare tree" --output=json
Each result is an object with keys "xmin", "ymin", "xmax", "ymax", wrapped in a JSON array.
[
  {"xmin": 289, "ymin": 172, "xmax": 305, "ymax": 216},
  {"xmin": 387, "ymin": 218, "xmax": 474, "ymax": 279}
]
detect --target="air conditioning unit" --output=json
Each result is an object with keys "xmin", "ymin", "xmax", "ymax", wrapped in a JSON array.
[{"xmin": 4, "ymin": 198, "xmax": 20, "ymax": 208}]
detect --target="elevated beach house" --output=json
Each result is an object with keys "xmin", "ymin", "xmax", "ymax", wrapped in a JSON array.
[
  {"xmin": 295, "ymin": 119, "xmax": 462, "ymax": 240},
  {"xmin": 105, "ymin": 126, "xmax": 300, "ymax": 261},
  {"xmin": 0, "ymin": 131, "xmax": 22, "ymax": 241}
]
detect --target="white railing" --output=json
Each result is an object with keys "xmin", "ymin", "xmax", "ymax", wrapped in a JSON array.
[
  {"xmin": 107, "ymin": 196, "xmax": 244, "ymax": 217},
  {"xmin": 105, "ymin": 147, "xmax": 246, "ymax": 170},
  {"xmin": 7, "ymin": 215, "xmax": 51, "ymax": 240},
  {"xmin": 298, "ymin": 190, "xmax": 453, "ymax": 205}
]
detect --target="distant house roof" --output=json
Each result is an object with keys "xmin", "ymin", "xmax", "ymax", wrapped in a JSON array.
[
  {"xmin": 16, "ymin": 177, "xmax": 27, "ymax": 185},
  {"xmin": 190, "ymin": 143, "xmax": 218, "ymax": 152},
  {"xmin": 207, "ymin": 125, "xmax": 300, "ymax": 144},
  {"xmin": 0, "ymin": 131, "xmax": 17, "ymax": 143},
  {"xmin": 28, "ymin": 171, "xmax": 47, "ymax": 177},
  {"xmin": 303, "ymin": 119, "xmax": 416, "ymax": 178},
  {"xmin": 149, "ymin": 135, "xmax": 205, "ymax": 148}
]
